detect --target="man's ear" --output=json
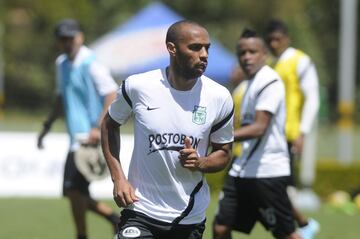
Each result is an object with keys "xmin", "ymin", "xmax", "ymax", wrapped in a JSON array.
[
  {"xmin": 166, "ymin": 42, "xmax": 176, "ymax": 56},
  {"xmin": 75, "ymin": 32, "xmax": 85, "ymax": 44}
]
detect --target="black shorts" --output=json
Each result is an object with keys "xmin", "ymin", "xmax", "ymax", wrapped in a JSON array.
[
  {"xmin": 62, "ymin": 151, "xmax": 90, "ymax": 196},
  {"xmin": 116, "ymin": 209, "xmax": 205, "ymax": 239},
  {"xmin": 287, "ymin": 142, "xmax": 296, "ymax": 186},
  {"xmin": 214, "ymin": 175, "xmax": 296, "ymax": 238}
]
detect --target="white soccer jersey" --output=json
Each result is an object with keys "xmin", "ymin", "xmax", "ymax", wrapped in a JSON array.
[
  {"xmin": 229, "ymin": 65, "xmax": 290, "ymax": 178},
  {"xmin": 109, "ymin": 68, "xmax": 234, "ymax": 224}
]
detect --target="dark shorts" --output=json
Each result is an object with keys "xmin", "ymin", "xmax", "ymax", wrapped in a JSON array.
[
  {"xmin": 214, "ymin": 175, "xmax": 296, "ymax": 238},
  {"xmin": 62, "ymin": 151, "xmax": 90, "ymax": 196},
  {"xmin": 116, "ymin": 209, "xmax": 205, "ymax": 239},
  {"xmin": 287, "ymin": 142, "xmax": 296, "ymax": 186}
]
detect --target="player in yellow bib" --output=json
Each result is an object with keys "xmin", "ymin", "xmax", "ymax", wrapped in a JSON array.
[
  {"xmin": 265, "ymin": 19, "xmax": 320, "ymax": 239},
  {"xmin": 230, "ymin": 65, "xmax": 248, "ymax": 160}
]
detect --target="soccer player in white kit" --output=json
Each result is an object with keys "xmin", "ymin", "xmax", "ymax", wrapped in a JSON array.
[
  {"xmin": 213, "ymin": 29, "xmax": 301, "ymax": 239},
  {"xmin": 264, "ymin": 19, "xmax": 320, "ymax": 239},
  {"xmin": 101, "ymin": 20, "xmax": 234, "ymax": 239}
]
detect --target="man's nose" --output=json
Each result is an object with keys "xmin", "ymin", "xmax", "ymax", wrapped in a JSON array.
[
  {"xmin": 200, "ymin": 47, "xmax": 208, "ymax": 59},
  {"xmin": 243, "ymin": 52, "xmax": 252, "ymax": 60},
  {"xmin": 269, "ymin": 40, "xmax": 277, "ymax": 49}
]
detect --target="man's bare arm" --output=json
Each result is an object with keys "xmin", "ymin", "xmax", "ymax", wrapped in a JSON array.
[
  {"xmin": 179, "ymin": 137, "xmax": 232, "ymax": 173},
  {"xmin": 234, "ymin": 110, "xmax": 272, "ymax": 142},
  {"xmin": 101, "ymin": 112, "xmax": 138, "ymax": 207}
]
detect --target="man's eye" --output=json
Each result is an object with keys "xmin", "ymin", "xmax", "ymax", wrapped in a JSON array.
[
  {"xmin": 189, "ymin": 45, "xmax": 202, "ymax": 51},
  {"xmin": 237, "ymin": 51, "xmax": 245, "ymax": 57}
]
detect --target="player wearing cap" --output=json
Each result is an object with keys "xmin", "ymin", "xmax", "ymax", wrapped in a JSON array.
[{"xmin": 37, "ymin": 19, "xmax": 120, "ymax": 239}]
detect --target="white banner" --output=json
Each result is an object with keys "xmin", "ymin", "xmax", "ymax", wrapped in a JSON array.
[{"xmin": 0, "ymin": 132, "xmax": 133, "ymax": 198}]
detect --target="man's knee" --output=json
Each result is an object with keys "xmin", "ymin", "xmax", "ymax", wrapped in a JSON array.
[
  {"xmin": 64, "ymin": 189, "xmax": 78, "ymax": 197},
  {"xmin": 212, "ymin": 222, "xmax": 231, "ymax": 239},
  {"xmin": 64, "ymin": 189, "xmax": 88, "ymax": 202}
]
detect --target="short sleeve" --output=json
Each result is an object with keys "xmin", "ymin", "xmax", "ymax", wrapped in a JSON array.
[
  {"xmin": 255, "ymin": 80, "xmax": 283, "ymax": 114},
  {"xmin": 108, "ymin": 79, "xmax": 133, "ymax": 125},
  {"xmin": 210, "ymin": 93, "xmax": 234, "ymax": 144},
  {"xmin": 89, "ymin": 60, "xmax": 118, "ymax": 96}
]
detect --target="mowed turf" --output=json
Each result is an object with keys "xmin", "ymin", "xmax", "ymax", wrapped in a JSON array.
[
  {"xmin": 1, "ymin": 111, "xmax": 360, "ymax": 238},
  {"xmin": 0, "ymin": 196, "xmax": 359, "ymax": 239}
]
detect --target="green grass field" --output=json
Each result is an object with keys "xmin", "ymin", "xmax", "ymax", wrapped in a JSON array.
[
  {"xmin": 1, "ymin": 196, "xmax": 359, "ymax": 239},
  {"xmin": 1, "ymin": 110, "xmax": 360, "ymax": 238}
]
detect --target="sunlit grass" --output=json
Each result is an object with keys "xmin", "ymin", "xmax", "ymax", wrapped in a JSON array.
[{"xmin": 0, "ymin": 197, "xmax": 359, "ymax": 239}]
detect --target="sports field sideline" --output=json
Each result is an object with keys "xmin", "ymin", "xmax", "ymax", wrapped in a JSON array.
[
  {"xmin": 2, "ymin": 110, "xmax": 360, "ymax": 162},
  {"xmin": 1, "ymin": 111, "xmax": 360, "ymax": 238}
]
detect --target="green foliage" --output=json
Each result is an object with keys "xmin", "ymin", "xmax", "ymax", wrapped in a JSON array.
[
  {"xmin": 313, "ymin": 161, "xmax": 360, "ymax": 198},
  {"xmin": 0, "ymin": 0, "xmax": 356, "ymax": 121}
]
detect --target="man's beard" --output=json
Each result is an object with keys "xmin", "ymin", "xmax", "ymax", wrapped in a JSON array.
[{"xmin": 174, "ymin": 60, "xmax": 204, "ymax": 79}]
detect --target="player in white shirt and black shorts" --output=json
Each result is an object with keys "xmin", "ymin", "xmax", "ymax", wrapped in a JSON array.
[
  {"xmin": 101, "ymin": 20, "xmax": 234, "ymax": 239},
  {"xmin": 213, "ymin": 29, "xmax": 301, "ymax": 239}
]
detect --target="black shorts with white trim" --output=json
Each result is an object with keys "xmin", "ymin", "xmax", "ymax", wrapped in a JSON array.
[
  {"xmin": 116, "ymin": 209, "xmax": 205, "ymax": 239},
  {"xmin": 214, "ymin": 175, "xmax": 296, "ymax": 238}
]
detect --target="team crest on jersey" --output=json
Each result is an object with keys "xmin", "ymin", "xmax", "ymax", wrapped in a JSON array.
[{"xmin": 192, "ymin": 105, "xmax": 206, "ymax": 125}]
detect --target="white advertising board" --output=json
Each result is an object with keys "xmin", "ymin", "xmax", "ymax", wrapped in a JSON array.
[{"xmin": 0, "ymin": 132, "xmax": 133, "ymax": 198}]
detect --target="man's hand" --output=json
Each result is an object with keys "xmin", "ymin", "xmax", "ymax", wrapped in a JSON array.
[
  {"xmin": 37, "ymin": 123, "xmax": 51, "ymax": 149},
  {"xmin": 88, "ymin": 127, "xmax": 101, "ymax": 145},
  {"xmin": 113, "ymin": 178, "xmax": 139, "ymax": 207},
  {"xmin": 179, "ymin": 137, "xmax": 201, "ymax": 171},
  {"xmin": 291, "ymin": 134, "xmax": 305, "ymax": 155},
  {"xmin": 37, "ymin": 96, "xmax": 62, "ymax": 149},
  {"xmin": 37, "ymin": 130, "xmax": 47, "ymax": 149}
]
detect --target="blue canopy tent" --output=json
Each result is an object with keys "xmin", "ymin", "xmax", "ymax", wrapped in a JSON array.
[{"xmin": 91, "ymin": 2, "xmax": 236, "ymax": 85}]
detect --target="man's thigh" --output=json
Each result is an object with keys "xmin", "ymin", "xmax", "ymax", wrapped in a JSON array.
[
  {"xmin": 62, "ymin": 151, "xmax": 90, "ymax": 196},
  {"xmin": 214, "ymin": 176, "xmax": 257, "ymax": 234},
  {"xmin": 254, "ymin": 177, "xmax": 296, "ymax": 238},
  {"xmin": 169, "ymin": 221, "xmax": 205, "ymax": 239}
]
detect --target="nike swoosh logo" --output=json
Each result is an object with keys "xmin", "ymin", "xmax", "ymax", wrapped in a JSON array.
[
  {"xmin": 148, "ymin": 146, "xmax": 183, "ymax": 155},
  {"xmin": 147, "ymin": 106, "xmax": 160, "ymax": 111}
]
